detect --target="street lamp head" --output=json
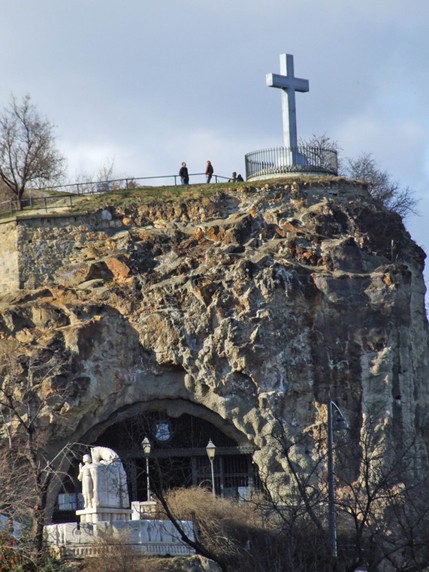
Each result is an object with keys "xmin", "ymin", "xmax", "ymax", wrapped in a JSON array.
[
  {"xmin": 334, "ymin": 415, "xmax": 349, "ymax": 431},
  {"xmin": 142, "ymin": 436, "xmax": 151, "ymax": 456},
  {"xmin": 206, "ymin": 439, "xmax": 216, "ymax": 460},
  {"xmin": 330, "ymin": 400, "xmax": 349, "ymax": 431}
]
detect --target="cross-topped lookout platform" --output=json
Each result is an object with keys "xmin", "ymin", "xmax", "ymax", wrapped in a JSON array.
[{"xmin": 245, "ymin": 53, "xmax": 338, "ymax": 181}]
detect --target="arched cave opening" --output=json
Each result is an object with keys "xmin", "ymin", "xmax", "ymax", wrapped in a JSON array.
[{"xmin": 53, "ymin": 410, "xmax": 260, "ymax": 523}]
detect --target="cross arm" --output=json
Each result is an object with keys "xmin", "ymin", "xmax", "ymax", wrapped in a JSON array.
[{"xmin": 266, "ymin": 73, "xmax": 309, "ymax": 92}]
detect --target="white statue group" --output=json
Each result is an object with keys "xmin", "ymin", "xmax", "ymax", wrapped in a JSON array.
[{"xmin": 78, "ymin": 446, "xmax": 129, "ymax": 510}]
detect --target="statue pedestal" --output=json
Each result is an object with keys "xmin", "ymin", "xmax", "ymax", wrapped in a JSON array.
[
  {"xmin": 76, "ymin": 447, "xmax": 132, "ymax": 524},
  {"xmin": 76, "ymin": 508, "xmax": 132, "ymax": 524},
  {"xmin": 45, "ymin": 519, "xmax": 195, "ymax": 558}
]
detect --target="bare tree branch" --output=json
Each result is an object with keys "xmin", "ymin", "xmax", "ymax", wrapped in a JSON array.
[{"xmin": 0, "ymin": 94, "xmax": 66, "ymax": 207}]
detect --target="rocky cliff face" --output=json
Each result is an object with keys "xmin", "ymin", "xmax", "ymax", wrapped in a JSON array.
[{"xmin": 0, "ymin": 178, "xmax": 428, "ymax": 486}]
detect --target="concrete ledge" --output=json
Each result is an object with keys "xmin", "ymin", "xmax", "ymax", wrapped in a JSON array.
[
  {"xmin": 57, "ymin": 542, "xmax": 194, "ymax": 557},
  {"xmin": 76, "ymin": 508, "xmax": 132, "ymax": 524},
  {"xmin": 45, "ymin": 518, "xmax": 195, "ymax": 558}
]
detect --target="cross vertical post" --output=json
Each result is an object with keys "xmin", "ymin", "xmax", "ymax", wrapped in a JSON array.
[{"xmin": 266, "ymin": 54, "xmax": 309, "ymax": 163}]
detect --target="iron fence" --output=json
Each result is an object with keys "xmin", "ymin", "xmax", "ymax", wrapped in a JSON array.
[
  {"xmin": 0, "ymin": 194, "xmax": 77, "ymax": 217},
  {"xmin": 0, "ymin": 172, "xmax": 231, "ymax": 217},
  {"xmin": 41, "ymin": 172, "xmax": 230, "ymax": 195},
  {"xmin": 245, "ymin": 145, "xmax": 338, "ymax": 180}
]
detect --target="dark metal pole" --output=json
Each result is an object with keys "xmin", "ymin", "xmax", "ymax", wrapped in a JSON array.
[
  {"xmin": 142, "ymin": 437, "xmax": 152, "ymax": 501},
  {"xmin": 206, "ymin": 439, "xmax": 216, "ymax": 497},
  {"xmin": 209, "ymin": 458, "xmax": 215, "ymax": 497},
  {"xmin": 145, "ymin": 456, "xmax": 151, "ymax": 501},
  {"xmin": 327, "ymin": 399, "xmax": 337, "ymax": 559}
]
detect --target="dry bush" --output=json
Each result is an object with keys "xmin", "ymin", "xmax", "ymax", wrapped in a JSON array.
[
  {"xmin": 165, "ymin": 487, "xmax": 261, "ymax": 528},
  {"xmin": 164, "ymin": 487, "xmax": 261, "ymax": 551},
  {"xmin": 81, "ymin": 530, "xmax": 142, "ymax": 572},
  {"xmin": 161, "ymin": 488, "xmax": 331, "ymax": 572},
  {"xmin": 133, "ymin": 556, "xmax": 221, "ymax": 571},
  {"xmin": 79, "ymin": 488, "xmax": 331, "ymax": 572},
  {"xmin": 84, "ymin": 550, "xmax": 215, "ymax": 572}
]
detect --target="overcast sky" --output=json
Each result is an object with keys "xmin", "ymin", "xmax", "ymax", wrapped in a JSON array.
[{"xmin": 2, "ymin": 0, "xmax": 429, "ymax": 296}]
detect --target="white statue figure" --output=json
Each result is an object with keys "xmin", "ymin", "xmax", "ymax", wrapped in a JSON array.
[
  {"xmin": 91, "ymin": 446, "xmax": 120, "ymax": 464},
  {"xmin": 78, "ymin": 454, "xmax": 96, "ymax": 509},
  {"xmin": 78, "ymin": 447, "xmax": 129, "ymax": 510}
]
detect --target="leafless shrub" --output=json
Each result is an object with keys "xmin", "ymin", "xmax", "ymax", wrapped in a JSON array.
[
  {"xmin": 81, "ymin": 530, "xmax": 141, "ymax": 572},
  {"xmin": 157, "ymin": 487, "xmax": 331, "ymax": 572},
  {"xmin": 301, "ymin": 134, "xmax": 418, "ymax": 218}
]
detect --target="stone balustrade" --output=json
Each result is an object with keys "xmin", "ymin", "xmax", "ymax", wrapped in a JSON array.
[{"xmin": 45, "ymin": 518, "xmax": 195, "ymax": 558}]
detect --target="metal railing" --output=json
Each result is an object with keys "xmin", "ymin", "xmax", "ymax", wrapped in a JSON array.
[
  {"xmin": 0, "ymin": 194, "xmax": 77, "ymax": 217},
  {"xmin": 41, "ymin": 172, "xmax": 230, "ymax": 196},
  {"xmin": 245, "ymin": 146, "xmax": 338, "ymax": 180},
  {"xmin": 0, "ymin": 172, "xmax": 231, "ymax": 217}
]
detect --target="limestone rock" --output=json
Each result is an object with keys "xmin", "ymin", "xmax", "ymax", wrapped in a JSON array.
[{"xmin": 0, "ymin": 179, "xmax": 428, "ymax": 492}]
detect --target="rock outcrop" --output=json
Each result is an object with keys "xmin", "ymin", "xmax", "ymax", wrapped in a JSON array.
[{"xmin": 0, "ymin": 178, "xmax": 428, "ymax": 489}]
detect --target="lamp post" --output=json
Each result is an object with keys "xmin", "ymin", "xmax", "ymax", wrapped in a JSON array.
[
  {"xmin": 206, "ymin": 439, "xmax": 216, "ymax": 497},
  {"xmin": 142, "ymin": 436, "xmax": 151, "ymax": 501},
  {"xmin": 327, "ymin": 399, "xmax": 348, "ymax": 559}
]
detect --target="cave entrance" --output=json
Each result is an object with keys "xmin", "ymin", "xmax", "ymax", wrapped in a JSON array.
[
  {"xmin": 92, "ymin": 411, "xmax": 259, "ymax": 503},
  {"xmin": 53, "ymin": 409, "xmax": 260, "ymax": 523}
]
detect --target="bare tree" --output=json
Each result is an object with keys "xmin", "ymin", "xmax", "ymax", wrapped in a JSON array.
[
  {"xmin": 149, "ymin": 438, "xmax": 333, "ymax": 572},
  {"xmin": 334, "ymin": 414, "xmax": 429, "ymax": 571},
  {"xmin": 154, "ymin": 483, "xmax": 332, "ymax": 572},
  {"xmin": 299, "ymin": 133, "xmax": 341, "ymax": 174},
  {"xmin": 266, "ymin": 410, "xmax": 429, "ymax": 572},
  {"xmin": 300, "ymin": 133, "xmax": 340, "ymax": 157},
  {"xmin": 0, "ymin": 94, "xmax": 66, "ymax": 208},
  {"xmin": 301, "ymin": 134, "xmax": 418, "ymax": 218},
  {"xmin": 0, "ymin": 342, "xmax": 77, "ymax": 569},
  {"xmin": 343, "ymin": 152, "xmax": 418, "ymax": 218},
  {"xmin": 97, "ymin": 157, "xmax": 116, "ymax": 183}
]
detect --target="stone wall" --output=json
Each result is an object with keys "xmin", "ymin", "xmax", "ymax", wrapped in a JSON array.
[
  {"xmin": 0, "ymin": 182, "xmax": 372, "ymax": 296},
  {"xmin": 0, "ymin": 221, "xmax": 19, "ymax": 295},
  {"xmin": 0, "ymin": 211, "xmax": 126, "ymax": 293}
]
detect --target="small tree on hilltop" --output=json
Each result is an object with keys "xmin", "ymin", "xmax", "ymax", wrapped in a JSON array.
[
  {"xmin": 344, "ymin": 152, "xmax": 417, "ymax": 218},
  {"xmin": 0, "ymin": 95, "xmax": 66, "ymax": 208},
  {"xmin": 302, "ymin": 134, "xmax": 418, "ymax": 218}
]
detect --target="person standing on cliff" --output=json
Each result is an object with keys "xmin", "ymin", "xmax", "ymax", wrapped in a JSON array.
[
  {"xmin": 205, "ymin": 160, "xmax": 214, "ymax": 184},
  {"xmin": 179, "ymin": 162, "xmax": 189, "ymax": 185}
]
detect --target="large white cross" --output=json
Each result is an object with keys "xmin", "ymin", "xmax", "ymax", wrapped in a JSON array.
[{"xmin": 266, "ymin": 54, "xmax": 309, "ymax": 150}]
